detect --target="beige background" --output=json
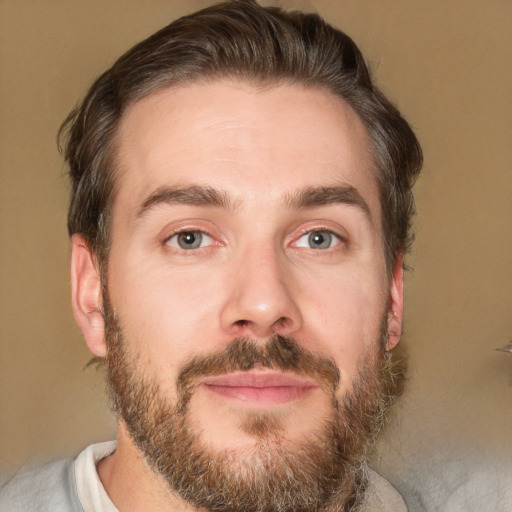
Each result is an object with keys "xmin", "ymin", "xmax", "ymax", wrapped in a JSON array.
[{"xmin": 1, "ymin": 0, "xmax": 511, "ymax": 509}]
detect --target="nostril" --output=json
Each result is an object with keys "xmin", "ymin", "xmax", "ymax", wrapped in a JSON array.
[
  {"xmin": 234, "ymin": 319, "xmax": 249, "ymax": 328},
  {"xmin": 274, "ymin": 317, "xmax": 289, "ymax": 330}
]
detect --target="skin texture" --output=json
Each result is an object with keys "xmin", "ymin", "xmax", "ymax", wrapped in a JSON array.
[{"xmin": 71, "ymin": 80, "xmax": 404, "ymax": 511}]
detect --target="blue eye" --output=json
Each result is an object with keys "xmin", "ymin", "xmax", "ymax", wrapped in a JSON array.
[
  {"xmin": 296, "ymin": 230, "xmax": 340, "ymax": 249},
  {"xmin": 166, "ymin": 231, "xmax": 213, "ymax": 250}
]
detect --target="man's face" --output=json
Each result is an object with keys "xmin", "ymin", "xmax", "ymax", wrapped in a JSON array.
[{"xmin": 86, "ymin": 80, "xmax": 403, "ymax": 509}]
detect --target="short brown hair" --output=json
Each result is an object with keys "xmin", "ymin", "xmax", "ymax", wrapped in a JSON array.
[{"xmin": 59, "ymin": 0, "xmax": 422, "ymax": 271}]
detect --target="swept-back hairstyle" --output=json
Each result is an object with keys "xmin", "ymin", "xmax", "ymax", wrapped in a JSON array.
[{"xmin": 60, "ymin": 0, "xmax": 422, "ymax": 271}]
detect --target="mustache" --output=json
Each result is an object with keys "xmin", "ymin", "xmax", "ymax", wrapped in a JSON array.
[{"xmin": 175, "ymin": 335, "xmax": 340, "ymax": 413}]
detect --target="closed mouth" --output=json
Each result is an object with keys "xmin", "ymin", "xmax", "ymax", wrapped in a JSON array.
[{"xmin": 201, "ymin": 370, "xmax": 318, "ymax": 405}]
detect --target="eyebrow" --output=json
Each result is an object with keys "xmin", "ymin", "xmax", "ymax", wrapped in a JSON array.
[
  {"xmin": 285, "ymin": 185, "xmax": 372, "ymax": 222},
  {"xmin": 137, "ymin": 185, "xmax": 233, "ymax": 218},
  {"xmin": 136, "ymin": 183, "xmax": 372, "ymax": 224}
]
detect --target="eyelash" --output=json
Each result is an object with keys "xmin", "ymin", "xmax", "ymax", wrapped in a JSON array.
[
  {"xmin": 164, "ymin": 229, "xmax": 215, "ymax": 251},
  {"xmin": 293, "ymin": 229, "xmax": 343, "ymax": 250},
  {"xmin": 162, "ymin": 226, "xmax": 345, "ymax": 254}
]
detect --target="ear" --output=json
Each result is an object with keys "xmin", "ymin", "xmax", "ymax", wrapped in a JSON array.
[
  {"xmin": 386, "ymin": 255, "xmax": 405, "ymax": 351},
  {"xmin": 70, "ymin": 234, "xmax": 106, "ymax": 357}
]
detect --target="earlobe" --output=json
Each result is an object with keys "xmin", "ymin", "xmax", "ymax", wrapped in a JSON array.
[
  {"xmin": 70, "ymin": 234, "xmax": 107, "ymax": 357},
  {"xmin": 386, "ymin": 255, "xmax": 405, "ymax": 351}
]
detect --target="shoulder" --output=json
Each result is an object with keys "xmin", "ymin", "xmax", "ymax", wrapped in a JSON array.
[
  {"xmin": 362, "ymin": 468, "xmax": 408, "ymax": 512},
  {"xmin": 0, "ymin": 457, "xmax": 82, "ymax": 512}
]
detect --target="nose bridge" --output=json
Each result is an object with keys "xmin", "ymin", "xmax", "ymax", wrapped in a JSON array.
[
  {"xmin": 220, "ymin": 240, "xmax": 302, "ymax": 338},
  {"xmin": 243, "ymin": 244, "xmax": 284, "ymax": 304}
]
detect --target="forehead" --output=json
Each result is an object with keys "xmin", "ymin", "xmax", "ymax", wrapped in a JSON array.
[{"xmin": 113, "ymin": 79, "xmax": 380, "ymax": 220}]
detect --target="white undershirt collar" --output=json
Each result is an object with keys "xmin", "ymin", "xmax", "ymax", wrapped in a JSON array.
[{"xmin": 74, "ymin": 441, "xmax": 118, "ymax": 512}]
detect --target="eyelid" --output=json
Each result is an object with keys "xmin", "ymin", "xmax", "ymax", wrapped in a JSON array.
[
  {"xmin": 165, "ymin": 230, "xmax": 214, "ymax": 250},
  {"xmin": 288, "ymin": 223, "xmax": 348, "ymax": 250},
  {"xmin": 294, "ymin": 231, "xmax": 341, "ymax": 250},
  {"xmin": 160, "ymin": 220, "xmax": 224, "ymax": 252},
  {"xmin": 295, "ymin": 230, "xmax": 340, "ymax": 248}
]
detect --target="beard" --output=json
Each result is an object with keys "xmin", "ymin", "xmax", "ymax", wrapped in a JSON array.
[{"xmin": 103, "ymin": 296, "xmax": 404, "ymax": 512}]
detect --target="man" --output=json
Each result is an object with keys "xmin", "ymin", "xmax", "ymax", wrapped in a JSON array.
[{"xmin": 0, "ymin": 1, "xmax": 422, "ymax": 510}]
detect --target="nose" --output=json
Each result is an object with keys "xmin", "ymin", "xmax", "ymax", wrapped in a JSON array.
[{"xmin": 220, "ymin": 247, "xmax": 303, "ymax": 339}]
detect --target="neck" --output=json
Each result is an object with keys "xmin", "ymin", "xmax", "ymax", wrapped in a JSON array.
[{"xmin": 97, "ymin": 423, "xmax": 199, "ymax": 512}]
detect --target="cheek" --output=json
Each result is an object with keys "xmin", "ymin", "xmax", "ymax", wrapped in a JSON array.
[
  {"xmin": 107, "ymin": 256, "xmax": 226, "ymax": 370},
  {"xmin": 302, "ymin": 268, "xmax": 387, "ymax": 379}
]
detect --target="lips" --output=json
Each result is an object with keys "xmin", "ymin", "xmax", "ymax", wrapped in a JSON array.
[{"xmin": 201, "ymin": 371, "xmax": 318, "ymax": 405}]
